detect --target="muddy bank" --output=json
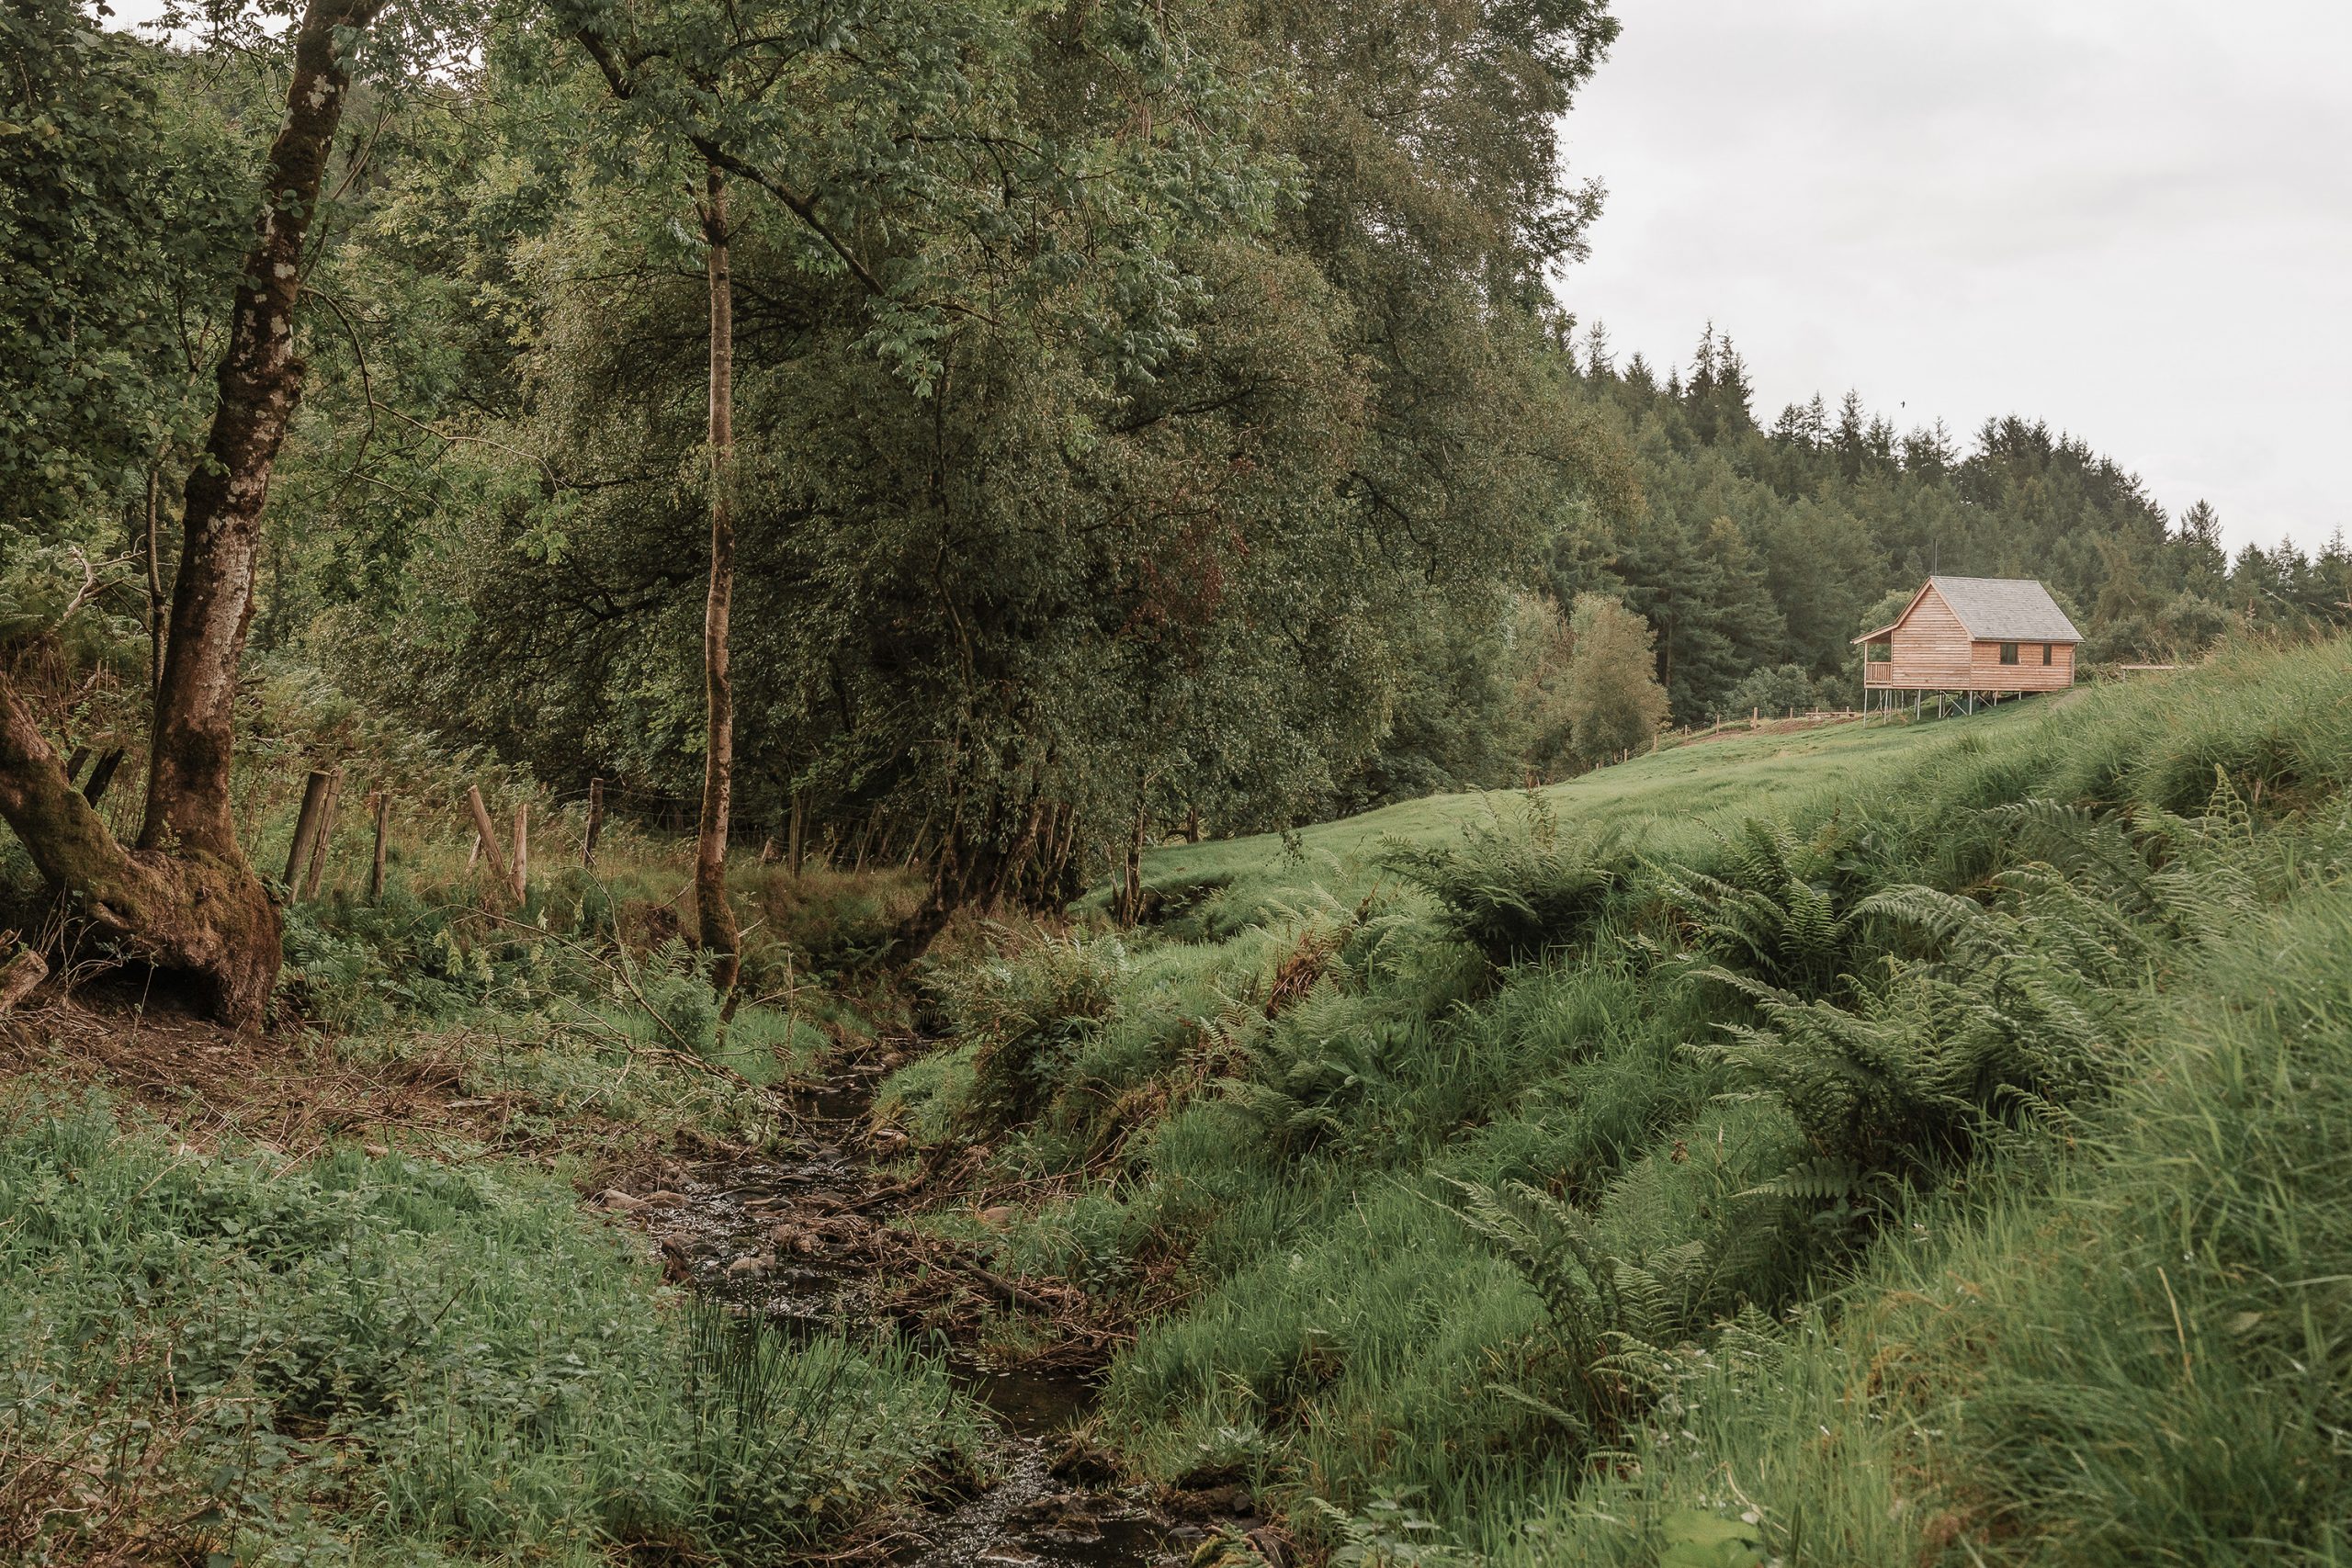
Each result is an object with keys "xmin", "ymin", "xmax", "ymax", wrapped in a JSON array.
[{"xmin": 604, "ymin": 1071, "xmax": 1262, "ymax": 1566}]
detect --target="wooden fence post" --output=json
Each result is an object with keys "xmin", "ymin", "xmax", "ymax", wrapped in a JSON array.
[
  {"xmin": 465, "ymin": 785, "xmax": 512, "ymax": 897},
  {"xmin": 368, "ymin": 792, "xmax": 390, "ymax": 901},
  {"xmin": 284, "ymin": 769, "xmax": 334, "ymax": 893},
  {"xmin": 81, "ymin": 747, "xmax": 126, "ymax": 806},
  {"xmin": 510, "ymin": 804, "xmax": 528, "ymax": 903},
  {"xmin": 301, "ymin": 769, "xmax": 343, "ymax": 899},
  {"xmin": 583, "ymin": 778, "xmax": 604, "ymax": 869}
]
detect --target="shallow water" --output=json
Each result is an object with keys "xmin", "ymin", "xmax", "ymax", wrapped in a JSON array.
[{"xmin": 646, "ymin": 1079, "xmax": 1187, "ymax": 1568}]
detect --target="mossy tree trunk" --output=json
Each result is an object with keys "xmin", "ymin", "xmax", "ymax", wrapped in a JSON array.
[{"xmin": 0, "ymin": 0, "xmax": 384, "ymax": 1026}]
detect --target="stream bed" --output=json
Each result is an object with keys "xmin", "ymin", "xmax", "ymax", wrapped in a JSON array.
[{"xmin": 614, "ymin": 1076, "xmax": 1230, "ymax": 1567}]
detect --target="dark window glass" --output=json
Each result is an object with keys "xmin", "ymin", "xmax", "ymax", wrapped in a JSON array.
[
  {"xmin": 2042, "ymin": 643, "xmax": 2053, "ymax": 665},
  {"xmin": 1999, "ymin": 642, "xmax": 2019, "ymax": 665}
]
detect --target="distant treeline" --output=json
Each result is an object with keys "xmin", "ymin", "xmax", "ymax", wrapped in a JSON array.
[{"xmin": 1539, "ymin": 323, "xmax": 2351, "ymax": 725}]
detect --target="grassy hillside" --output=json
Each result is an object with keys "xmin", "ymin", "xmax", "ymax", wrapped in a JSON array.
[
  {"xmin": 884, "ymin": 638, "xmax": 2352, "ymax": 1565},
  {"xmin": 1125, "ymin": 706, "xmax": 2034, "ymax": 917}
]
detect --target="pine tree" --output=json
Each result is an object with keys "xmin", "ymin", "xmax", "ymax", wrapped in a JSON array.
[
  {"xmin": 1833, "ymin": 389, "xmax": 1870, "ymax": 479},
  {"xmin": 1583, "ymin": 319, "xmax": 1615, "ymax": 379}
]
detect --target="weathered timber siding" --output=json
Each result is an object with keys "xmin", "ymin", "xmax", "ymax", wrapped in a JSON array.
[
  {"xmin": 1864, "ymin": 584, "xmax": 2076, "ymax": 692},
  {"xmin": 1883, "ymin": 586, "xmax": 1974, "ymax": 686}
]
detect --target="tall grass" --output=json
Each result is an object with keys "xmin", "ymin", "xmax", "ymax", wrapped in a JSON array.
[{"xmin": 0, "ymin": 1089, "xmax": 983, "ymax": 1564}]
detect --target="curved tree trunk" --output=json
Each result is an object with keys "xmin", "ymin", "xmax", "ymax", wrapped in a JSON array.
[
  {"xmin": 695, "ymin": 162, "xmax": 742, "ymax": 995},
  {"xmin": 0, "ymin": 0, "xmax": 382, "ymax": 1026}
]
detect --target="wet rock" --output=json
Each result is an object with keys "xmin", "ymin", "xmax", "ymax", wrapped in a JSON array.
[
  {"xmin": 1167, "ymin": 1483, "xmax": 1254, "ymax": 1518},
  {"xmin": 770, "ymin": 1223, "xmax": 820, "ymax": 1255},
  {"xmin": 1047, "ymin": 1438, "xmax": 1123, "ymax": 1486}
]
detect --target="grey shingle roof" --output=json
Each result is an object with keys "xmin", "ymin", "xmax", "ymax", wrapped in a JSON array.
[{"xmin": 1927, "ymin": 576, "xmax": 2083, "ymax": 642}]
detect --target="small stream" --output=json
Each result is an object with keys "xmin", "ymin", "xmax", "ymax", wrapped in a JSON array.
[{"xmin": 625, "ymin": 1076, "xmax": 1212, "ymax": 1567}]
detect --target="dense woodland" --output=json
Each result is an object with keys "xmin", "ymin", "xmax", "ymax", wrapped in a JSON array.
[{"xmin": 11, "ymin": 0, "xmax": 2345, "ymax": 923}]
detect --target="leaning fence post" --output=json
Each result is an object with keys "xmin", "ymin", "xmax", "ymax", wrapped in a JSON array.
[
  {"xmin": 510, "ymin": 804, "xmax": 528, "ymax": 903},
  {"xmin": 284, "ymin": 770, "xmax": 334, "ymax": 894},
  {"xmin": 301, "ymin": 769, "xmax": 343, "ymax": 900},
  {"xmin": 368, "ymin": 792, "xmax": 390, "ymax": 902},
  {"xmin": 464, "ymin": 785, "xmax": 512, "ymax": 898},
  {"xmin": 583, "ymin": 778, "xmax": 604, "ymax": 869}
]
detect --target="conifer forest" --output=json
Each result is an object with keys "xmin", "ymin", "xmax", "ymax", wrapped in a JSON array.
[{"xmin": 3, "ymin": 0, "xmax": 2348, "ymax": 1563}]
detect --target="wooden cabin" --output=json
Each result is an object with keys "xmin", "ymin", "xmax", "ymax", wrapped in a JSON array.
[{"xmin": 1853, "ymin": 576, "xmax": 2082, "ymax": 708}]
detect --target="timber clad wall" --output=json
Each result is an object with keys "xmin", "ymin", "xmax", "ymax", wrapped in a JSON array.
[
  {"xmin": 1863, "ymin": 580, "xmax": 2079, "ymax": 694},
  {"xmin": 1882, "ymin": 585, "xmax": 1974, "ymax": 688}
]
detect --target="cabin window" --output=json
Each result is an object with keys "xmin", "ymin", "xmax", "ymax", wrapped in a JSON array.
[
  {"xmin": 1998, "ymin": 641, "xmax": 2019, "ymax": 665},
  {"xmin": 2041, "ymin": 643, "xmax": 2053, "ymax": 665},
  {"xmin": 1864, "ymin": 640, "xmax": 1890, "ymax": 663}
]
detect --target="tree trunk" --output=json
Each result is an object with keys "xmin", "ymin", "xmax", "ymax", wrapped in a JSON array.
[
  {"xmin": 695, "ymin": 163, "xmax": 741, "ymax": 994},
  {"xmin": 143, "ymin": 457, "xmax": 166, "ymax": 702},
  {"xmin": 0, "ymin": 0, "xmax": 379, "ymax": 1025}
]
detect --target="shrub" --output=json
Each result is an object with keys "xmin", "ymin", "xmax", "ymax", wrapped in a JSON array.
[
  {"xmin": 931, "ymin": 932, "xmax": 1130, "ymax": 1129},
  {"xmin": 1382, "ymin": 796, "xmax": 1628, "ymax": 965},
  {"xmin": 1649, "ymin": 817, "xmax": 1883, "ymax": 995}
]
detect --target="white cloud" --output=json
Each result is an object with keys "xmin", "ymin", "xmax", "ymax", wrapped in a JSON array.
[{"xmin": 1555, "ymin": 0, "xmax": 2352, "ymax": 552}]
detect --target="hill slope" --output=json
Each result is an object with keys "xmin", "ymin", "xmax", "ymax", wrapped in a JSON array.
[{"xmin": 884, "ymin": 639, "xmax": 2352, "ymax": 1564}]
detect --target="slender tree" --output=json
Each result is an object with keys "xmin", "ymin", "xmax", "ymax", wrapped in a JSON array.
[{"xmin": 695, "ymin": 163, "xmax": 741, "ymax": 990}]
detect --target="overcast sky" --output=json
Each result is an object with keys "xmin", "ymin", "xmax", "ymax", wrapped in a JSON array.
[{"xmin": 1552, "ymin": 0, "xmax": 2352, "ymax": 554}]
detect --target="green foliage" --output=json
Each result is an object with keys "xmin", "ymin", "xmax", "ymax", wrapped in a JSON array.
[
  {"xmin": 1450, "ymin": 1177, "xmax": 1708, "ymax": 1441},
  {"xmin": 1309, "ymin": 1490, "xmax": 1479, "ymax": 1568},
  {"xmin": 1651, "ymin": 818, "xmax": 1881, "ymax": 994},
  {"xmin": 1721, "ymin": 661, "xmax": 1836, "ymax": 719},
  {"xmin": 1382, "ymin": 794, "xmax": 1628, "ymax": 964},
  {"xmin": 1564, "ymin": 593, "xmax": 1672, "ymax": 763},
  {"xmin": 932, "ymin": 933, "xmax": 1131, "ymax": 1130},
  {"xmin": 0, "ymin": 0, "xmax": 244, "ymax": 534},
  {"xmin": 922, "ymin": 639, "xmax": 2352, "ymax": 1557},
  {"xmin": 1558, "ymin": 330, "xmax": 2352, "ymax": 723}
]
